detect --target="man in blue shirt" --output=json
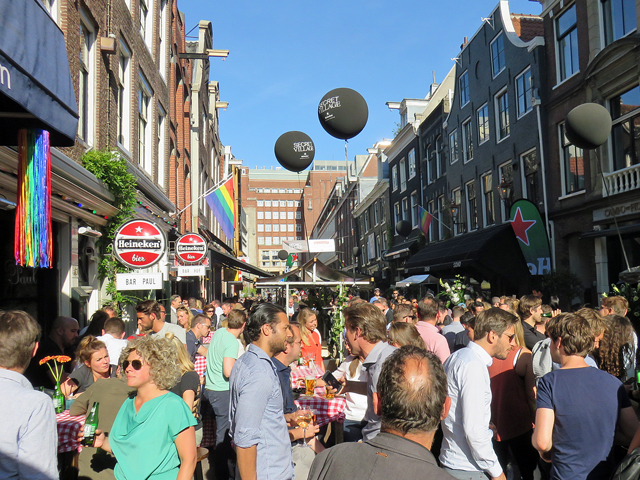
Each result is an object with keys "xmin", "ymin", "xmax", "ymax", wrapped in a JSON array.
[{"xmin": 229, "ymin": 303, "xmax": 294, "ymax": 480}]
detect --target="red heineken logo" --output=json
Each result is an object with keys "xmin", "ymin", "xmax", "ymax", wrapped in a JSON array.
[
  {"xmin": 113, "ymin": 220, "xmax": 166, "ymax": 269},
  {"xmin": 175, "ymin": 233, "xmax": 207, "ymax": 264}
]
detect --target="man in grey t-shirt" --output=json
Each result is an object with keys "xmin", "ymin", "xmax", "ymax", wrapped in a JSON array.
[{"xmin": 136, "ymin": 299, "xmax": 187, "ymax": 344}]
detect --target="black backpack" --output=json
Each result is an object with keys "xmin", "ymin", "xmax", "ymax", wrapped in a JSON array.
[{"xmin": 611, "ymin": 448, "xmax": 640, "ymax": 480}]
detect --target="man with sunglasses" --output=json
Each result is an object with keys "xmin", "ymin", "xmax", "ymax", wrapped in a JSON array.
[
  {"xmin": 439, "ymin": 308, "xmax": 518, "ymax": 480},
  {"xmin": 186, "ymin": 314, "xmax": 211, "ymax": 362}
]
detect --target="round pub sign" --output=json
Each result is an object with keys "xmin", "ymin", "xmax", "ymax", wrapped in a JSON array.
[
  {"xmin": 175, "ymin": 233, "xmax": 207, "ymax": 264},
  {"xmin": 113, "ymin": 219, "xmax": 166, "ymax": 269}
]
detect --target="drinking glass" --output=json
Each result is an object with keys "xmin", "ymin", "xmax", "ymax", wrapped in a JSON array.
[
  {"xmin": 304, "ymin": 375, "xmax": 316, "ymax": 396},
  {"xmin": 296, "ymin": 408, "xmax": 313, "ymax": 447}
]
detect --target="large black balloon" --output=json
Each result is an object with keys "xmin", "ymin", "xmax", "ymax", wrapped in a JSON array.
[
  {"xmin": 274, "ymin": 131, "xmax": 315, "ymax": 172},
  {"xmin": 565, "ymin": 103, "xmax": 612, "ymax": 150},
  {"xmin": 318, "ymin": 88, "xmax": 368, "ymax": 140},
  {"xmin": 396, "ymin": 220, "xmax": 412, "ymax": 237},
  {"xmin": 278, "ymin": 249, "xmax": 289, "ymax": 261}
]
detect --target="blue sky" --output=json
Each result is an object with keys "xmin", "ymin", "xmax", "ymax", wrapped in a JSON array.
[{"xmin": 179, "ymin": 0, "xmax": 542, "ymax": 170}]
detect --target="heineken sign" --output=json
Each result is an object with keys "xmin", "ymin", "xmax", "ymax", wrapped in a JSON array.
[
  {"xmin": 175, "ymin": 233, "xmax": 207, "ymax": 264},
  {"xmin": 113, "ymin": 220, "xmax": 166, "ymax": 269},
  {"xmin": 509, "ymin": 199, "xmax": 551, "ymax": 275}
]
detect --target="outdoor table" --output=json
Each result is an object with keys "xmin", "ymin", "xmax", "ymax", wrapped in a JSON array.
[
  {"xmin": 194, "ymin": 331, "xmax": 213, "ymax": 377},
  {"xmin": 290, "ymin": 365, "xmax": 322, "ymax": 388},
  {"xmin": 295, "ymin": 387, "xmax": 347, "ymax": 427},
  {"xmin": 56, "ymin": 410, "xmax": 85, "ymax": 454}
]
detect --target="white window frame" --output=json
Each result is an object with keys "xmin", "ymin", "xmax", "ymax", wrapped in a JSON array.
[
  {"xmin": 555, "ymin": 4, "xmax": 580, "ymax": 84},
  {"xmin": 265, "ymin": 212, "xmax": 272, "ymax": 220},
  {"xmin": 408, "ymin": 148, "xmax": 416, "ymax": 179},
  {"xmin": 265, "ymin": 224, "xmax": 272, "ymax": 232},
  {"xmin": 138, "ymin": 71, "xmax": 153, "ymax": 174},
  {"xmin": 257, "ymin": 211, "xmax": 264, "ymax": 220},
  {"xmin": 399, "ymin": 158, "xmax": 407, "ymax": 192},
  {"xmin": 494, "ymin": 87, "xmax": 510, "ymax": 143},
  {"xmin": 295, "ymin": 211, "xmax": 301, "ymax": 219},
  {"xmin": 258, "ymin": 237, "xmax": 265, "ymax": 245},
  {"xmin": 257, "ymin": 224, "xmax": 264, "ymax": 232},
  {"xmin": 78, "ymin": 10, "xmax": 96, "ymax": 145},
  {"xmin": 477, "ymin": 103, "xmax": 490, "ymax": 145},
  {"xmin": 402, "ymin": 197, "xmax": 409, "ymax": 221},
  {"xmin": 465, "ymin": 180, "xmax": 478, "ymax": 232},
  {"xmin": 410, "ymin": 191, "xmax": 418, "ymax": 228},
  {"xmin": 452, "ymin": 188, "xmax": 462, "ymax": 236},
  {"xmin": 490, "ymin": 31, "xmax": 506, "ymax": 78},
  {"xmin": 459, "ymin": 70, "xmax": 470, "ymax": 107},
  {"xmin": 257, "ymin": 200, "xmax": 264, "ymax": 207},
  {"xmin": 265, "ymin": 237, "xmax": 272, "ymax": 246},
  {"xmin": 264, "ymin": 200, "xmax": 272, "ymax": 207},
  {"xmin": 117, "ymin": 38, "xmax": 132, "ymax": 152},
  {"xmin": 158, "ymin": 0, "xmax": 168, "ymax": 79},
  {"xmin": 288, "ymin": 224, "xmax": 294, "ymax": 232},
  {"xmin": 462, "ymin": 117, "xmax": 473, "ymax": 163},
  {"xmin": 394, "ymin": 202, "xmax": 400, "ymax": 226},
  {"xmin": 392, "ymin": 164, "xmax": 398, "ymax": 191},
  {"xmin": 449, "ymin": 130, "xmax": 459, "ymax": 164},
  {"xmin": 481, "ymin": 172, "xmax": 495, "ymax": 227},
  {"xmin": 515, "ymin": 67, "xmax": 533, "ymax": 119},
  {"xmin": 498, "ymin": 161, "xmax": 513, "ymax": 222},
  {"xmin": 287, "ymin": 212, "xmax": 294, "ymax": 220},
  {"xmin": 139, "ymin": 0, "xmax": 154, "ymax": 51},
  {"xmin": 157, "ymin": 103, "xmax": 166, "ymax": 187},
  {"xmin": 273, "ymin": 212, "xmax": 279, "ymax": 220}
]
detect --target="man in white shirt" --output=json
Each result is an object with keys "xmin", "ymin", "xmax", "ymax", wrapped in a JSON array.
[
  {"xmin": 136, "ymin": 299, "xmax": 187, "ymax": 344},
  {"xmin": 170, "ymin": 294, "xmax": 182, "ymax": 324},
  {"xmin": 96, "ymin": 317, "xmax": 128, "ymax": 368},
  {"xmin": 440, "ymin": 307, "xmax": 518, "ymax": 480}
]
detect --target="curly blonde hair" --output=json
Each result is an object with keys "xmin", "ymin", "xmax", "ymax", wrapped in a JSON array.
[{"xmin": 119, "ymin": 336, "xmax": 182, "ymax": 390}]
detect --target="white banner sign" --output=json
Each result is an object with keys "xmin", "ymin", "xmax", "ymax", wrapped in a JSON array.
[
  {"xmin": 308, "ymin": 239, "xmax": 336, "ymax": 253},
  {"xmin": 116, "ymin": 273, "xmax": 163, "ymax": 291},
  {"xmin": 283, "ymin": 240, "xmax": 308, "ymax": 253},
  {"xmin": 178, "ymin": 265, "xmax": 206, "ymax": 277}
]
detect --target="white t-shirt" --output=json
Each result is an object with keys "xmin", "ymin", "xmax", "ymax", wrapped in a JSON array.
[
  {"xmin": 96, "ymin": 333, "xmax": 129, "ymax": 366},
  {"xmin": 335, "ymin": 355, "xmax": 368, "ymax": 421}
]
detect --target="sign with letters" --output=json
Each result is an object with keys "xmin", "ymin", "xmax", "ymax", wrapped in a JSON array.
[
  {"xmin": 113, "ymin": 220, "xmax": 166, "ymax": 269},
  {"xmin": 116, "ymin": 273, "xmax": 163, "ymax": 290}
]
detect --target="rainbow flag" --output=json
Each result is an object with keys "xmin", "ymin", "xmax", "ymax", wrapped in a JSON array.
[
  {"xmin": 418, "ymin": 205, "xmax": 433, "ymax": 237},
  {"xmin": 205, "ymin": 177, "xmax": 235, "ymax": 240}
]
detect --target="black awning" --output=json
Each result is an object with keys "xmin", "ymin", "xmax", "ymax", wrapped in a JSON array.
[
  {"xmin": 404, "ymin": 224, "xmax": 528, "ymax": 284},
  {"xmin": 580, "ymin": 224, "xmax": 640, "ymax": 239},
  {"xmin": 383, "ymin": 238, "xmax": 418, "ymax": 260},
  {"xmin": 210, "ymin": 249, "xmax": 273, "ymax": 278},
  {"xmin": 0, "ymin": 1, "xmax": 78, "ymax": 146}
]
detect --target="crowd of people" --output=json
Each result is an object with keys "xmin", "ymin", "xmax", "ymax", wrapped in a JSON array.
[{"xmin": 1, "ymin": 287, "xmax": 639, "ymax": 480}]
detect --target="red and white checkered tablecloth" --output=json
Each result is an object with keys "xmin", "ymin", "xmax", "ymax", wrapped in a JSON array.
[
  {"xmin": 194, "ymin": 355, "xmax": 206, "ymax": 377},
  {"xmin": 290, "ymin": 365, "xmax": 322, "ymax": 388},
  {"xmin": 56, "ymin": 410, "xmax": 85, "ymax": 454},
  {"xmin": 295, "ymin": 392, "xmax": 346, "ymax": 427}
]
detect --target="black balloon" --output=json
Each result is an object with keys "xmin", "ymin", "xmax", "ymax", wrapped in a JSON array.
[
  {"xmin": 277, "ymin": 249, "xmax": 289, "ymax": 261},
  {"xmin": 396, "ymin": 220, "xmax": 412, "ymax": 237},
  {"xmin": 274, "ymin": 131, "xmax": 315, "ymax": 172},
  {"xmin": 565, "ymin": 103, "xmax": 612, "ymax": 150},
  {"xmin": 318, "ymin": 88, "xmax": 368, "ymax": 140},
  {"xmin": 352, "ymin": 247, "xmax": 361, "ymax": 257}
]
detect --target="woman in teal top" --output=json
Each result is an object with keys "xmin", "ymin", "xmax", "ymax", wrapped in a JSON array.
[{"xmin": 94, "ymin": 336, "xmax": 197, "ymax": 480}]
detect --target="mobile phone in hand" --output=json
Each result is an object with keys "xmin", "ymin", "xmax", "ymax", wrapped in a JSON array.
[{"xmin": 322, "ymin": 371, "xmax": 342, "ymax": 390}]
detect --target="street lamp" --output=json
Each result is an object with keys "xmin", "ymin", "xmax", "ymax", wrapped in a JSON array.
[
  {"xmin": 450, "ymin": 199, "xmax": 461, "ymax": 232},
  {"xmin": 497, "ymin": 176, "xmax": 513, "ymax": 213}
]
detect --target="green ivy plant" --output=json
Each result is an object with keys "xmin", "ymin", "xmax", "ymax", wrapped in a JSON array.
[{"xmin": 82, "ymin": 150, "xmax": 139, "ymax": 311}]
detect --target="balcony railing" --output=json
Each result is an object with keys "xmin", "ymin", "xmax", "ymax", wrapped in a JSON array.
[{"xmin": 602, "ymin": 164, "xmax": 640, "ymax": 197}]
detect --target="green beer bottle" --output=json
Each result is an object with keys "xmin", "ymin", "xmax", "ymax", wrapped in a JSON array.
[
  {"xmin": 53, "ymin": 384, "xmax": 65, "ymax": 414},
  {"xmin": 81, "ymin": 402, "xmax": 100, "ymax": 447}
]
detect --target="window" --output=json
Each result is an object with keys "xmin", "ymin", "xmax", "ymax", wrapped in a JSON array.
[
  {"xmin": 610, "ymin": 85, "xmax": 640, "ymax": 171},
  {"xmin": 265, "ymin": 224, "xmax": 272, "ymax": 232},
  {"xmin": 285, "ymin": 189, "xmax": 292, "ymax": 194},
  {"xmin": 273, "ymin": 212, "xmax": 279, "ymax": 220},
  {"xmin": 602, "ymin": 0, "xmax": 637, "ymax": 45},
  {"xmin": 273, "ymin": 237, "xmax": 280, "ymax": 245},
  {"xmin": 287, "ymin": 212, "xmax": 294, "ymax": 220},
  {"xmin": 279, "ymin": 188, "xmax": 286, "ymax": 194},
  {"xmin": 264, "ymin": 188, "xmax": 270, "ymax": 193},
  {"xmin": 257, "ymin": 212, "xmax": 264, "ymax": 220},
  {"xmin": 140, "ymin": 0, "xmax": 154, "ymax": 49},
  {"xmin": 138, "ymin": 72, "xmax": 153, "ymax": 174},
  {"xmin": 452, "ymin": 188, "xmax": 464, "ymax": 235},
  {"xmin": 159, "ymin": 0, "xmax": 168, "ymax": 78},
  {"xmin": 116, "ymin": 40, "xmax": 132, "ymax": 149},
  {"xmin": 157, "ymin": 105, "xmax": 166, "ymax": 187},
  {"xmin": 428, "ymin": 201, "xmax": 435, "ymax": 242},
  {"xmin": 392, "ymin": 165, "xmax": 398, "ymax": 191},
  {"xmin": 449, "ymin": 130, "xmax": 459, "ymax": 164},
  {"xmin": 399, "ymin": 158, "xmax": 407, "ymax": 191},
  {"xmin": 42, "ymin": 0, "xmax": 60, "ymax": 24},
  {"xmin": 491, "ymin": 32, "xmax": 506, "ymax": 77},
  {"xmin": 257, "ymin": 224, "xmax": 264, "ymax": 232},
  {"xmin": 477, "ymin": 103, "xmax": 490, "ymax": 145},
  {"xmin": 280, "ymin": 200, "xmax": 286, "ymax": 207},
  {"xmin": 295, "ymin": 212, "xmax": 301, "ymax": 219},
  {"xmin": 559, "ymin": 123, "xmax": 585, "ymax": 194},
  {"xmin": 273, "ymin": 224, "xmax": 279, "ymax": 232},
  {"xmin": 296, "ymin": 224, "xmax": 302, "ymax": 232},
  {"xmin": 257, "ymin": 200, "xmax": 264, "ymax": 207},
  {"xmin": 521, "ymin": 149, "xmax": 540, "ymax": 208},
  {"xmin": 294, "ymin": 201, "xmax": 301, "ymax": 207},
  {"xmin": 466, "ymin": 181, "xmax": 478, "ymax": 231},
  {"xmin": 428, "ymin": 145, "xmax": 438, "ymax": 184},
  {"xmin": 462, "ymin": 118, "xmax": 473, "ymax": 163},
  {"xmin": 394, "ymin": 202, "xmax": 401, "ymax": 226},
  {"xmin": 438, "ymin": 195, "xmax": 445, "ymax": 240},
  {"xmin": 408, "ymin": 149, "xmax": 416, "ymax": 179},
  {"xmin": 258, "ymin": 237, "xmax": 265, "ymax": 245},
  {"xmin": 265, "ymin": 237, "xmax": 272, "ymax": 246},
  {"xmin": 402, "ymin": 197, "xmax": 409, "ymax": 221},
  {"xmin": 265, "ymin": 212, "xmax": 272, "ymax": 219},
  {"xmin": 264, "ymin": 200, "xmax": 272, "ymax": 207},
  {"xmin": 482, "ymin": 173, "xmax": 495, "ymax": 227},
  {"xmin": 516, "ymin": 68, "xmax": 533, "ymax": 118},
  {"xmin": 498, "ymin": 162, "xmax": 513, "ymax": 222},
  {"xmin": 375, "ymin": 235, "xmax": 381, "ymax": 259},
  {"xmin": 364, "ymin": 210, "xmax": 370, "ymax": 231},
  {"xmin": 459, "ymin": 71, "xmax": 470, "ymax": 106},
  {"xmin": 556, "ymin": 5, "xmax": 579, "ymax": 82},
  {"xmin": 411, "ymin": 192, "xmax": 418, "ymax": 227},
  {"xmin": 374, "ymin": 201, "xmax": 379, "ymax": 225},
  {"xmin": 78, "ymin": 13, "xmax": 96, "ymax": 144},
  {"xmin": 288, "ymin": 224, "xmax": 294, "ymax": 232},
  {"xmin": 257, "ymin": 188, "xmax": 264, "ymax": 193},
  {"xmin": 495, "ymin": 88, "xmax": 510, "ymax": 141},
  {"xmin": 287, "ymin": 201, "xmax": 293, "ymax": 207}
]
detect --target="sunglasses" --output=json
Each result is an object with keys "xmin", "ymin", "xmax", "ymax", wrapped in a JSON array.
[{"xmin": 123, "ymin": 359, "xmax": 144, "ymax": 370}]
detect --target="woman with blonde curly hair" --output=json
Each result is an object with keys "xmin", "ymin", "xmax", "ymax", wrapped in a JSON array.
[
  {"xmin": 176, "ymin": 305, "xmax": 194, "ymax": 331},
  {"xmin": 93, "ymin": 336, "xmax": 197, "ymax": 480},
  {"xmin": 61, "ymin": 335, "xmax": 110, "ymax": 396}
]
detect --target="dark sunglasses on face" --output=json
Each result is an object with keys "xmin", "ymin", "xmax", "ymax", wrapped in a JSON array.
[{"xmin": 123, "ymin": 359, "xmax": 143, "ymax": 370}]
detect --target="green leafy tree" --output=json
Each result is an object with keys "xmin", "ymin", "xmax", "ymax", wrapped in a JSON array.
[{"xmin": 541, "ymin": 269, "xmax": 584, "ymax": 309}]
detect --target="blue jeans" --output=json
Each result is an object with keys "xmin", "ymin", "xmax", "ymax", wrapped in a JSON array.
[
  {"xmin": 343, "ymin": 419, "xmax": 367, "ymax": 443},
  {"xmin": 204, "ymin": 389, "xmax": 233, "ymax": 480}
]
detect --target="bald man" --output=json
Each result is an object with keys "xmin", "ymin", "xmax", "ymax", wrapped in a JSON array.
[
  {"xmin": 309, "ymin": 346, "xmax": 454, "ymax": 480},
  {"xmin": 24, "ymin": 316, "xmax": 79, "ymax": 389}
]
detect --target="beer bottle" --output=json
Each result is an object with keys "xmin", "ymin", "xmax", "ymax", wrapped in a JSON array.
[
  {"xmin": 53, "ymin": 384, "xmax": 65, "ymax": 414},
  {"xmin": 81, "ymin": 402, "xmax": 100, "ymax": 447}
]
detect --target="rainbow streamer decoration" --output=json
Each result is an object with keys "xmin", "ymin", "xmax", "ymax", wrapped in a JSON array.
[
  {"xmin": 418, "ymin": 205, "xmax": 433, "ymax": 237},
  {"xmin": 15, "ymin": 129, "xmax": 53, "ymax": 268},
  {"xmin": 205, "ymin": 176, "xmax": 235, "ymax": 240}
]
